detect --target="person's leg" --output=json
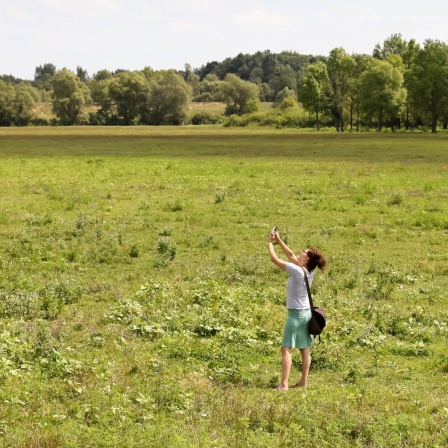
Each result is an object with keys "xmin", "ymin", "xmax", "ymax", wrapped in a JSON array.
[
  {"xmin": 280, "ymin": 346, "xmax": 292, "ymax": 389},
  {"xmin": 296, "ymin": 347, "xmax": 311, "ymax": 387}
]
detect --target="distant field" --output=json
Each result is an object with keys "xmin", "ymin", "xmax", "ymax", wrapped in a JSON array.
[
  {"xmin": 32, "ymin": 101, "xmax": 275, "ymax": 119},
  {"xmin": 0, "ymin": 128, "xmax": 447, "ymax": 447}
]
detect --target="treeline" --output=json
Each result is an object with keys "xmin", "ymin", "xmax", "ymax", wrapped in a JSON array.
[{"xmin": 2, "ymin": 34, "xmax": 448, "ymax": 132}]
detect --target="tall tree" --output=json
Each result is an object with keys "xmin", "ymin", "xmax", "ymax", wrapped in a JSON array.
[
  {"xmin": 108, "ymin": 71, "xmax": 148, "ymax": 125},
  {"xmin": 373, "ymin": 34, "xmax": 421, "ymax": 129},
  {"xmin": 143, "ymin": 70, "xmax": 191, "ymax": 125},
  {"xmin": 91, "ymin": 78, "xmax": 114, "ymax": 118},
  {"xmin": 373, "ymin": 33, "xmax": 408, "ymax": 60},
  {"xmin": 34, "ymin": 63, "xmax": 57, "ymax": 90},
  {"xmin": 51, "ymin": 68, "xmax": 91, "ymax": 125},
  {"xmin": 359, "ymin": 59, "xmax": 406, "ymax": 131},
  {"xmin": 182, "ymin": 63, "xmax": 200, "ymax": 98},
  {"xmin": 327, "ymin": 48, "xmax": 355, "ymax": 131},
  {"xmin": 220, "ymin": 74, "xmax": 260, "ymax": 116},
  {"xmin": 347, "ymin": 54, "xmax": 373, "ymax": 131},
  {"xmin": 0, "ymin": 80, "xmax": 15, "ymax": 126},
  {"xmin": 193, "ymin": 74, "xmax": 222, "ymax": 102},
  {"xmin": 76, "ymin": 66, "xmax": 89, "ymax": 83},
  {"xmin": 12, "ymin": 85, "xmax": 36, "ymax": 125},
  {"xmin": 268, "ymin": 64, "xmax": 299, "ymax": 98},
  {"xmin": 405, "ymin": 39, "xmax": 448, "ymax": 133},
  {"xmin": 93, "ymin": 69, "xmax": 113, "ymax": 81},
  {"xmin": 299, "ymin": 61, "xmax": 331, "ymax": 130},
  {"xmin": 34, "ymin": 63, "xmax": 56, "ymax": 80}
]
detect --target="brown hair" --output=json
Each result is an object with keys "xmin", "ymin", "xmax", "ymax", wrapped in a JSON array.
[{"xmin": 306, "ymin": 247, "xmax": 326, "ymax": 272}]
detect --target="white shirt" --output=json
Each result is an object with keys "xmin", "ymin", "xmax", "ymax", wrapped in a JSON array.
[{"xmin": 285, "ymin": 262, "xmax": 314, "ymax": 310}]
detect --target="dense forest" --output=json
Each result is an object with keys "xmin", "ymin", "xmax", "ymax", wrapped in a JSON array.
[{"xmin": 2, "ymin": 34, "xmax": 448, "ymax": 132}]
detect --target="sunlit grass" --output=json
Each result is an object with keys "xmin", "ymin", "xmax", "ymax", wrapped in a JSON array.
[{"xmin": 0, "ymin": 128, "xmax": 447, "ymax": 447}]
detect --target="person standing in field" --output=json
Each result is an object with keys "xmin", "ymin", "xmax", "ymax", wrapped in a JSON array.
[{"xmin": 267, "ymin": 228, "xmax": 326, "ymax": 390}]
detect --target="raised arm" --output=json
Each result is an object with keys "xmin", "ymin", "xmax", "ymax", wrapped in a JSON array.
[
  {"xmin": 274, "ymin": 231, "xmax": 298, "ymax": 263},
  {"xmin": 268, "ymin": 231, "xmax": 287, "ymax": 271}
]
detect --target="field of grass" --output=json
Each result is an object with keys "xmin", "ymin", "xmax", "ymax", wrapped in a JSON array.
[
  {"xmin": 32, "ymin": 102, "xmax": 274, "ymax": 120},
  {"xmin": 0, "ymin": 127, "xmax": 447, "ymax": 447}
]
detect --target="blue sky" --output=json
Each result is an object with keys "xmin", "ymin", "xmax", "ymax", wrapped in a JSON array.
[{"xmin": 1, "ymin": 0, "xmax": 447, "ymax": 80}]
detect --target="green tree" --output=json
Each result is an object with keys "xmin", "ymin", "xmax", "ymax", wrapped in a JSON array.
[
  {"xmin": 91, "ymin": 78, "xmax": 114, "ymax": 119},
  {"xmin": 143, "ymin": 70, "xmax": 191, "ymax": 125},
  {"xmin": 373, "ymin": 34, "xmax": 421, "ymax": 129},
  {"xmin": 373, "ymin": 33, "xmax": 409, "ymax": 60},
  {"xmin": 405, "ymin": 39, "xmax": 448, "ymax": 133},
  {"xmin": 220, "ymin": 74, "xmax": 260, "ymax": 116},
  {"xmin": 327, "ymin": 48, "xmax": 356, "ymax": 131},
  {"xmin": 93, "ymin": 69, "xmax": 113, "ymax": 82},
  {"xmin": 193, "ymin": 74, "xmax": 222, "ymax": 102},
  {"xmin": 183, "ymin": 63, "xmax": 200, "ymax": 98},
  {"xmin": 76, "ymin": 66, "xmax": 89, "ymax": 83},
  {"xmin": 274, "ymin": 86, "xmax": 296, "ymax": 106},
  {"xmin": 278, "ymin": 96, "xmax": 298, "ymax": 111},
  {"xmin": 108, "ymin": 71, "xmax": 148, "ymax": 125},
  {"xmin": 16, "ymin": 82, "xmax": 41, "ymax": 102},
  {"xmin": 268, "ymin": 64, "xmax": 298, "ymax": 98},
  {"xmin": 12, "ymin": 84, "xmax": 36, "ymax": 125},
  {"xmin": 258, "ymin": 83, "xmax": 272, "ymax": 102},
  {"xmin": 35, "ymin": 63, "xmax": 56, "ymax": 79},
  {"xmin": 359, "ymin": 59, "xmax": 406, "ymax": 131},
  {"xmin": 141, "ymin": 66, "xmax": 156, "ymax": 82},
  {"xmin": 0, "ymin": 74, "xmax": 26, "ymax": 85},
  {"xmin": 248, "ymin": 67, "xmax": 264, "ymax": 84},
  {"xmin": 0, "ymin": 80, "xmax": 15, "ymax": 126},
  {"xmin": 51, "ymin": 68, "xmax": 91, "ymax": 125},
  {"xmin": 373, "ymin": 33, "xmax": 420, "ymax": 68},
  {"xmin": 34, "ymin": 63, "xmax": 57, "ymax": 90},
  {"xmin": 347, "ymin": 54, "xmax": 374, "ymax": 131},
  {"xmin": 299, "ymin": 61, "xmax": 331, "ymax": 130}
]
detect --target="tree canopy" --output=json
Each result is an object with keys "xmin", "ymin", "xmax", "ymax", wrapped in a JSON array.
[
  {"xmin": 51, "ymin": 68, "xmax": 91, "ymax": 125},
  {"xmin": 2, "ymin": 34, "xmax": 448, "ymax": 131}
]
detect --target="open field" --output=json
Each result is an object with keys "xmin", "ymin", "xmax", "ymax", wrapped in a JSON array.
[
  {"xmin": 31, "ymin": 102, "xmax": 274, "ymax": 120},
  {"xmin": 0, "ymin": 128, "xmax": 447, "ymax": 447}
]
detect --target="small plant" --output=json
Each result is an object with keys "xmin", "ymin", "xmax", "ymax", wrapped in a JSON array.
[
  {"xmin": 344, "ymin": 363, "xmax": 360, "ymax": 384},
  {"xmin": 156, "ymin": 237, "xmax": 176, "ymax": 261},
  {"xmin": 73, "ymin": 213, "xmax": 93, "ymax": 236},
  {"xmin": 53, "ymin": 279, "xmax": 83, "ymax": 305},
  {"xmin": 129, "ymin": 243, "xmax": 139, "ymax": 258},
  {"xmin": 138, "ymin": 199, "xmax": 150, "ymax": 210},
  {"xmin": 387, "ymin": 194, "xmax": 403, "ymax": 206},
  {"xmin": 214, "ymin": 191, "xmax": 225, "ymax": 204},
  {"xmin": 164, "ymin": 200, "xmax": 183, "ymax": 212},
  {"xmin": 0, "ymin": 290, "xmax": 40, "ymax": 319},
  {"xmin": 199, "ymin": 235, "xmax": 214, "ymax": 248}
]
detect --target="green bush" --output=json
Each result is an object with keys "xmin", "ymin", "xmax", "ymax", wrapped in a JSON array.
[{"xmin": 190, "ymin": 111, "xmax": 221, "ymax": 125}]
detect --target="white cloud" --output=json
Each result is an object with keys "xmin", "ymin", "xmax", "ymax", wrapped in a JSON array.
[
  {"xmin": 39, "ymin": 0, "xmax": 65, "ymax": 8},
  {"xmin": 87, "ymin": 0, "xmax": 120, "ymax": 10},
  {"xmin": 234, "ymin": 10, "xmax": 289, "ymax": 26},
  {"xmin": 39, "ymin": 0, "xmax": 120, "ymax": 12},
  {"xmin": 7, "ymin": 4, "xmax": 31, "ymax": 20},
  {"xmin": 183, "ymin": 0, "xmax": 209, "ymax": 6},
  {"xmin": 173, "ymin": 22, "xmax": 194, "ymax": 32}
]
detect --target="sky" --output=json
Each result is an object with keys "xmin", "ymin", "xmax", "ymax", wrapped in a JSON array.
[{"xmin": 1, "ymin": 0, "xmax": 447, "ymax": 80}]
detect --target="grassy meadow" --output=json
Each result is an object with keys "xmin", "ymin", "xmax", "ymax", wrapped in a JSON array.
[{"xmin": 0, "ymin": 127, "xmax": 447, "ymax": 447}]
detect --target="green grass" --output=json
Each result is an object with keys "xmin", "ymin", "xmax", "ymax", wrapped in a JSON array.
[{"xmin": 0, "ymin": 127, "xmax": 447, "ymax": 447}]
